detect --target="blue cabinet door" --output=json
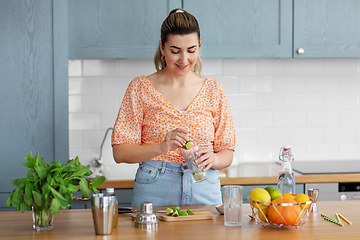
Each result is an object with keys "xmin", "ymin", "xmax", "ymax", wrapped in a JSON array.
[
  {"xmin": 68, "ymin": 0, "xmax": 181, "ymax": 59},
  {"xmin": 183, "ymin": 0, "xmax": 293, "ymax": 58},
  {"xmin": 294, "ymin": 0, "xmax": 360, "ymax": 58},
  {"xmin": 0, "ymin": 0, "xmax": 68, "ymax": 209}
]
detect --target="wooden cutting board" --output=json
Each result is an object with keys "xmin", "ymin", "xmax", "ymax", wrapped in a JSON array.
[{"xmin": 131, "ymin": 209, "xmax": 214, "ymax": 222}]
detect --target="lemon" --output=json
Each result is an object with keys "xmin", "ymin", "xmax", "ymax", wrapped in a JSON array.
[
  {"xmin": 185, "ymin": 141, "xmax": 192, "ymax": 149},
  {"xmin": 258, "ymin": 208, "xmax": 268, "ymax": 222},
  {"xmin": 269, "ymin": 189, "xmax": 282, "ymax": 200},
  {"xmin": 249, "ymin": 188, "xmax": 271, "ymax": 210},
  {"xmin": 295, "ymin": 194, "xmax": 311, "ymax": 210}
]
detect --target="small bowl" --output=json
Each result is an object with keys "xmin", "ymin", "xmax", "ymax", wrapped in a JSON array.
[
  {"xmin": 215, "ymin": 205, "xmax": 224, "ymax": 214},
  {"xmin": 248, "ymin": 198, "xmax": 312, "ymax": 228}
]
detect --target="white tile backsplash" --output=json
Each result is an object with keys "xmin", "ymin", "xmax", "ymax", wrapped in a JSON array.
[
  {"xmin": 83, "ymin": 59, "xmax": 118, "ymax": 76},
  {"xmin": 69, "ymin": 58, "xmax": 360, "ymax": 165},
  {"xmin": 223, "ymin": 59, "xmax": 256, "ymax": 75},
  {"xmin": 290, "ymin": 93, "xmax": 323, "ymax": 109},
  {"xmin": 323, "ymin": 93, "xmax": 357, "ymax": 109},
  {"xmin": 290, "ymin": 59, "xmax": 324, "ymax": 75},
  {"xmin": 307, "ymin": 76, "xmax": 339, "ymax": 92},
  {"xmin": 307, "ymin": 110, "xmax": 339, "ymax": 126},
  {"xmin": 273, "ymin": 76, "xmax": 307, "ymax": 92},
  {"xmin": 323, "ymin": 59, "xmax": 358, "ymax": 75}
]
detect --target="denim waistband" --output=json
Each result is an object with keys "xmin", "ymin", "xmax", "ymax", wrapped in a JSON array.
[{"xmin": 139, "ymin": 160, "xmax": 189, "ymax": 174}]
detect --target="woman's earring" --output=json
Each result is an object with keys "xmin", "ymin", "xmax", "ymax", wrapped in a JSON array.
[{"xmin": 161, "ymin": 55, "xmax": 165, "ymax": 62}]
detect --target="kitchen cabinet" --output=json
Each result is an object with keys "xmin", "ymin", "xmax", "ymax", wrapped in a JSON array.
[
  {"xmin": 183, "ymin": 0, "xmax": 293, "ymax": 58},
  {"xmin": 68, "ymin": 0, "xmax": 292, "ymax": 59},
  {"xmin": 294, "ymin": 0, "xmax": 360, "ymax": 58},
  {"xmin": 68, "ymin": 0, "xmax": 181, "ymax": 59},
  {"xmin": 69, "ymin": 0, "xmax": 360, "ymax": 59},
  {"xmin": 0, "ymin": 1, "xmax": 68, "ymax": 211}
]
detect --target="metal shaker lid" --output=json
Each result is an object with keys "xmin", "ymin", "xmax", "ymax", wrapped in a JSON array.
[{"xmin": 134, "ymin": 202, "xmax": 159, "ymax": 229}]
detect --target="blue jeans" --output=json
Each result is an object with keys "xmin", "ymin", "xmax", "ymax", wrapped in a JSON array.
[{"xmin": 131, "ymin": 160, "xmax": 222, "ymax": 207}]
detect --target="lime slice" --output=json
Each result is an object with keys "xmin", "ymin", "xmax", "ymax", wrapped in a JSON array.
[
  {"xmin": 193, "ymin": 170, "xmax": 204, "ymax": 180},
  {"xmin": 173, "ymin": 210, "xmax": 179, "ymax": 217},
  {"xmin": 166, "ymin": 208, "xmax": 174, "ymax": 216},
  {"xmin": 179, "ymin": 210, "xmax": 188, "ymax": 216},
  {"xmin": 172, "ymin": 206, "xmax": 181, "ymax": 212},
  {"xmin": 187, "ymin": 209, "xmax": 194, "ymax": 215},
  {"xmin": 185, "ymin": 141, "xmax": 191, "ymax": 149}
]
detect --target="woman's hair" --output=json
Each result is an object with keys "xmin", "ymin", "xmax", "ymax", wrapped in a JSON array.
[{"xmin": 154, "ymin": 8, "xmax": 202, "ymax": 75}]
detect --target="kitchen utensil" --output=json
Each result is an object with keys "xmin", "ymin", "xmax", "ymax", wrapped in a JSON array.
[
  {"xmin": 91, "ymin": 193, "xmax": 116, "ymax": 235},
  {"xmin": 118, "ymin": 207, "xmax": 137, "ymax": 214},
  {"xmin": 134, "ymin": 202, "xmax": 159, "ymax": 229},
  {"xmin": 215, "ymin": 205, "xmax": 224, "ymax": 214},
  {"xmin": 308, "ymin": 188, "xmax": 319, "ymax": 213},
  {"xmin": 223, "ymin": 185, "xmax": 243, "ymax": 226}
]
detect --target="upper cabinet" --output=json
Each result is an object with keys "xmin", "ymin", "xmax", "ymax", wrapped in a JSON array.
[
  {"xmin": 183, "ymin": 0, "xmax": 293, "ymax": 58},
  {"xmin": 69, "ymin": 0, "xmax": 360, "ymax": 59},
  {"xmin": 68, "ymin": 0, "xmax": 181, "ymax": 59},
  {"xmin": 294, "ymin": 0, "xmax": 360, "ymax": 58}
]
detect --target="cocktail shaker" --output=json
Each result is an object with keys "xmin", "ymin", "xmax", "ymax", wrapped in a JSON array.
[
  {"xmin": 91, "ymin": 193, "xmax": 116, "ymax": 235},
  {"xmin": 134, "ymin": 202, "xmax": 159, "ymax": 229}
]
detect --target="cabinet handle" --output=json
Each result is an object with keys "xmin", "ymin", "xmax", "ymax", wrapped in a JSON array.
[{"xmin": 297, "ymin": 48, "xmax": 304, "ymax": 55}]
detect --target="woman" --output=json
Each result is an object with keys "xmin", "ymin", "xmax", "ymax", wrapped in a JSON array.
[{"xmin": 112, "ymin": 8, "xmax": 235, "ymax": 207}]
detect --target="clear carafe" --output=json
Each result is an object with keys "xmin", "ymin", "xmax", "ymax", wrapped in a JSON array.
[{"xmin": 277, "ymin": 146, "xmax": 295, "ymax": 194}]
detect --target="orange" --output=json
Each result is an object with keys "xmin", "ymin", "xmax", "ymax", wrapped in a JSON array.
[
  {"xmin": 267, "ymin": 197, "xmax": 302, "ymax": 225},
  {"xmin": 282, "ymin": 193, "xmax": 294, "ymax": 199}
]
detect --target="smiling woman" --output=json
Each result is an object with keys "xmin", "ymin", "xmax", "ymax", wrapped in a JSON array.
[{"xmin": 111, "ymin": 8, "xmax": 236, "ymax": 208}]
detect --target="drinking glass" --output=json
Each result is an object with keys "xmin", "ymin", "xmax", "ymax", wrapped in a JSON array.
[
  {"xmin": 181, "ymin": 145, "xmax": 208, "ymax": 183},
  {"xmin": 223, "ymin": 185, "xmax": 243, "ymax": 226}
]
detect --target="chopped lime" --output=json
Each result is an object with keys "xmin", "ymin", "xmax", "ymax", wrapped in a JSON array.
[
  {"xmin": 179, "ymin": 210, "xmax": 188, "ymax": 216},
  {"xmin": 193, "ymin": 170, "xmax": 204, "ymax": 180},
  {"xmin": 187, "ymin": 209, "xmax": 194, "ymax": 215},
  {"xmin": 166, "ymin": 208, "xmax": 174, "ymax": 216},
  {"xmin": 185, "ymin": 141, "xmax": 191, "ymax": 149},
  {"xmin": 173, "ymin": 210, "xmax": 179, "ymax": 217},
  {"xmin": 172, "ymin": 206, "xmax": 181, "ymax": 212}
]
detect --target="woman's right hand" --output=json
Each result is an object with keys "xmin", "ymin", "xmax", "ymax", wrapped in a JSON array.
[{"xmin": 160, "ymin": 128, "xmax": 189, "ymax": 153}]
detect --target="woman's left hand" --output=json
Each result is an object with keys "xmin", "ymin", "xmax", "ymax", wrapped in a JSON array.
[{"xmin": 193, "ymin": 148, "xmax": 218, "ymax": 172}]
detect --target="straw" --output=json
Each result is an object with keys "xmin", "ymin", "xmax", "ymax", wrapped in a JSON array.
[
  {"xmin": 338, "ymin": 213, "xmax": 352, "ymax": 225},
  {"xmin": 335, "ymin": 213, "xmax": 342, "ymax": 224},
  {"xmin": 321, "ymin": 214, "xmax": 344, "ymax": 227}
]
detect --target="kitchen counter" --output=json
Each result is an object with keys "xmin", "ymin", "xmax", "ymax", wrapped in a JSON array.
[
  {"xmin": 98, "ymin": 163, "xmax": 360, "ymax": 189},
  {"xmin": 1, "ymin": 201, "xmax": 359, "ymax": 239}
]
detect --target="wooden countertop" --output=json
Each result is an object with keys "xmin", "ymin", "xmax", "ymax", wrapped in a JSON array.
[
  {"xmin": 1, "ymin": 201, "xmax": 359, "ymax": 239},
  {"xmin": 98, "ymin": 163, "xmax": 360, "ymax": 189}
]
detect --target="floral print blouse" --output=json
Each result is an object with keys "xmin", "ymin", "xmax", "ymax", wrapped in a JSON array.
[{"xmin": 112, "ymin": 75, "xmax": 235, "ymax": 163}]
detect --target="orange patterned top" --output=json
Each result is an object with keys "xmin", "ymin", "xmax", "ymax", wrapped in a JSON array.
[{"xmin": 111, "ymin": 75, "xmax": 235, "ymax": 163}]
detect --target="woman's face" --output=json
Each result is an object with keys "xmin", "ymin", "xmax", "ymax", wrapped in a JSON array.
[{"xmin": 160, "ymin": 33, "xmax": 200, "ymax": 76}]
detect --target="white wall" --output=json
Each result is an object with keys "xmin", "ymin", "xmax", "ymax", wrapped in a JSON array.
[{"xmin": 68, "ymin": 59, "xmax": 360, "ymax": 167}]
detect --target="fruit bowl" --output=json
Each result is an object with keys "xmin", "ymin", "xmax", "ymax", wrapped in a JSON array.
[{"xmin": 248, "ymin": 197, "xmax": 312, "ymax": 228}]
